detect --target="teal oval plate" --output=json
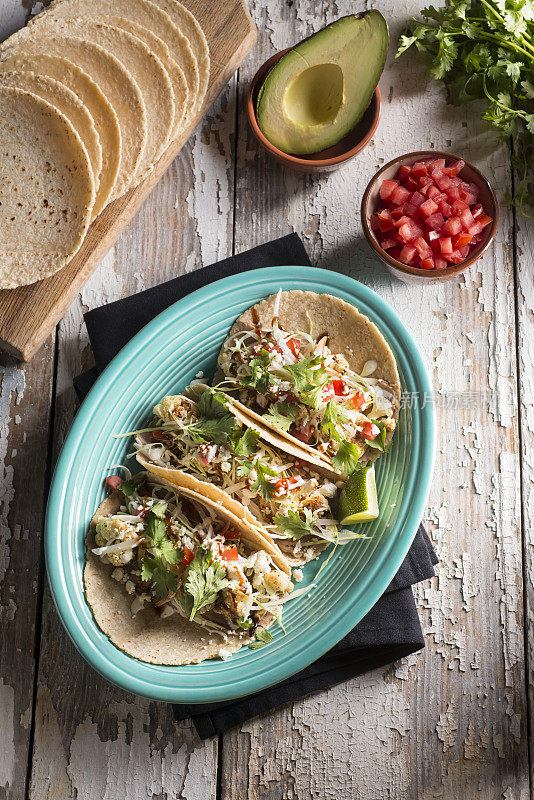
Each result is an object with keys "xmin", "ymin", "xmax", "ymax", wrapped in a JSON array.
[{"xmin": 45, "ymin": 266, "xmax": 435, "ymax": 703}]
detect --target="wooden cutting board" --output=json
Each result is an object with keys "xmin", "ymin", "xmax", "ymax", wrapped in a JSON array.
[{"xmin": 0, "ymin": 0, "xmax": 256, "ymax": 361}]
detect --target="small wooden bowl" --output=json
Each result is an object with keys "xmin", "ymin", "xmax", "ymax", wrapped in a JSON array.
[
  {"xmin": 247, "ymin": 49, "xmax": 382, "ymax": 173},
  {"xmin": 361, "ymin": 151, "xmax": 499, "ymax": 284}
]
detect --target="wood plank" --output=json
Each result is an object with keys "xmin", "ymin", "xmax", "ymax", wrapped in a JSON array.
[
  {"xmin": 514, "ymin": 193, "xmax": 534, "ymax": 790},
  {"xmin": 27, "ymin": 77, "xmax": 237, "ymax": 800},
  {"xmin": 0, "ymin": 0, "xmax": 256, "ymax": 361},
  {"xmin": 0, "ymin": 344, "xmax": 54, "ymax": 800},
  {"xmin": 222, "ymin": 1, "xmax": 528, "ymax": 797}
]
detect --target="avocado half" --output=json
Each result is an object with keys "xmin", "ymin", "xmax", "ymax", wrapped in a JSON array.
[{"xmin": 256, "ymin": 12, "xmax": 389, "ymax": 155}]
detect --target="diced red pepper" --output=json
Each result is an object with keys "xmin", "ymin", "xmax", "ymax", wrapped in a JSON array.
[
  {"xmin": 361, "ymin": 421, "xmax": 379, "ymax": 440},
  {"xmin": 287, "ymin": 338, "xmax": 301, "ymax": 358},
  {"xmin": 332, "ymin": 379, "xmax": 348, "ymax": 395},
  {"xmin": 105, "ymin": 475, "xmax": 124, "ymax": 491},
  {"xmin": 351, "ymin": 391, "xmax": 365, "ymax": 410},
  {"xmin": 221, "ymin": 546, "xmax": 239, "ymax": 561}
]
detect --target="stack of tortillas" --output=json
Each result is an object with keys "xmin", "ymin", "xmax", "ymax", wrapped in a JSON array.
[{"xmin": 0, "ymin": 0, "xmax": 209, "ymax": 290}]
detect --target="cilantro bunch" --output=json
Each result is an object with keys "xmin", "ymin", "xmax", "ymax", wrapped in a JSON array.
[{"xmin": 397, "ymin": 0, "xmax": 534, "ymax": 214}]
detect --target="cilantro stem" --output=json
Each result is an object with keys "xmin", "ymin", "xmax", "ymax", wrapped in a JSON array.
[{"xmin": 478, "ymin": 0, "xmax": 534, "ymax": 55}]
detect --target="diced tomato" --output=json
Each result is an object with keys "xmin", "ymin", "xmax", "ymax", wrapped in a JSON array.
[
  {"xmin": 375, "ymin": 157, "xmax": 489, "ymax": 271},
  {"xmin": 221, "ymin": 546, "xmax": 239, "ymax": 561},
  {"xmin": 452, "ymin": 231, "xmax": 473, "ymax": 248},
  {"xmin": 294, "ymin": 424, "xmax": 312, "ymax": 443},
  {"xmin": 477, "ymin": 213, "xmax": 493, "ymax": 228},
  {"xmin": 361, "ymin": 421, "xmax": 380, "ymax": 440},
  {"xmin": 287, "ymin": 338, "xmax": 300, "ymax": 358},
  {"xmin": 460, "ymin": 208, "xmax": 475, "ymax": 229},
  {"xmin": 440, "ymin": 237, "xmax": 453, "ymax": 255},
  {"xmin": 379, "ymin": 179, "xmax": 398, "ymax": 201},
  {"xmin": 420, "ymin": 257, "xmax": 434, "ymax": 270},
  {"xmin": 451, "ymin": 199, "xmax": 469, "ymax": 215},
  {"xmin": 410, "ymin": 190, "xmax": 426, "ymax": 207},
  {"xmin": 446, "ymin": 159, "xmax": 465, "ymax": 177},
  {"xmin": 351, "ymin": 391, "xmax": 365, "ymax": 410},
  {"xmin": 399, "ymin": 245, "xmax": 417, "ymax": 264},
  {"xmin": 105, "ymin": 475, "xmax": 124, "ymax": 491},
  {"xmin": 425, "ymin": 212, "xmax": 445, "ymax": 231},
  {"xmin": 441, "ymin": 216, "xmax": 462, "ymax": 236},
  {"xmin": 180, "ymin": 546, "xmax": 194, "ymax": 566},
  {"xmin": 419, "ymin": 198, "xmax": 439, "ymax": 218},
  {"xmin": 412, "ymin": 161, "xmax": 428, "ymax": 177},
  {"xmin": 438, "ymin": 200, "xmax": 452, "ymax": 218},
  {"xmin": 223, "ymin": 529, "xmax": 241, "ymax": 541},
  {"xmin": 414, "ymin": 236, "xmax": 432, "ymax": 260},
  {"xmin": 446, "ymin": 186, "xmax": 461, "ymax": 202},
  {"xmin": 390, "ymin": 185, "xmax": 411, "ymax": 205}
]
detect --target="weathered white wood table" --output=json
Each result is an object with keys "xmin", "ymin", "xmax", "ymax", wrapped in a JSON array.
[{"xmin": 0, "ymin": 1, "xmax": 531, "ymax": 797}]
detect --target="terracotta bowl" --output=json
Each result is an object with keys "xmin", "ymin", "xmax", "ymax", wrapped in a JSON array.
[
  {"xmin": 247, "ymin": 49, "xmax": 381, "ymax": 173},
  {"xmin": 361, "ymin": 151, "xmax": 499, "ymax": 284}
]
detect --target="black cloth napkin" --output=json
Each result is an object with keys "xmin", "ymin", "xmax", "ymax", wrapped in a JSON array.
[{"xmin": 74, "ymin": 233, "xmax": 438, "ymax": 738}]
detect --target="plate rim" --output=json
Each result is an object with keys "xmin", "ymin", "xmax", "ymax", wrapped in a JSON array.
[{"xmin": 45, "ymin": 266, "xmax": 435, "ymax": 703}]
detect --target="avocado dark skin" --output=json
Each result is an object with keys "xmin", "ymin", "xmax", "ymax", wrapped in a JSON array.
[{"xmin": 257, "ymin": 12, "xmax": 389, "ymax": 155}]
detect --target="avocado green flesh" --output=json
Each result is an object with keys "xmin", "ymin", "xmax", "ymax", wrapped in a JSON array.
[{"xmin": 257, "ymin": 12, "xmax": 388, "ymax": 155}]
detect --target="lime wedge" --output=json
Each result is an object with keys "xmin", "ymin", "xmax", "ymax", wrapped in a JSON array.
[{"xmin": 338, "ymin": 465, "xmax": 379, "ymax": 524}]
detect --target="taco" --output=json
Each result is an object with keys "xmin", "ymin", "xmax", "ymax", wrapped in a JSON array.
[
  {"xmin": 215, "ymin": 290, "xmax": 401, "ymax": 477},
  {"xmin": 132, "ymin": 386, "xmax": 353, "ymax": 565},
  {"xmin": 84, "ymin": 471, "xmax": 297, "ymax": 665}
]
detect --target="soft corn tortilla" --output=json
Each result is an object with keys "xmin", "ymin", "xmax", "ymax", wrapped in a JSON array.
[
  {"xmin": 0, "ymin": 71, "xmax": 102, "ymax": 210},
  {"xmin": 0, "ymin": 86, "xmax": 94, "ymax": 290},
  {"xmin": 26, "ymin": 18, "xmax": 174, "ymax": 183},
  {"xmin": 0, "ymin": 52, "xmax": 121, "ymax": 216},
  {"xmin": 218, "ymin": 290, "xmax": 401, "ymax": 471},
  {"xmin": 37, "ymin": 0, "xmax": 199, "ymax": 121},
  {"xmin": 84, "ymin": 477, "xmax": 278, "ymax": 664},
  {"xmin": 1, "ymin": 32, "xmax": 146, "ymax": 199},
  {"xmin": 148, "ymin": 0, "xmax": 209, "ymax": 113},
  {"xmin": 105, "ymin": 16, "xmax": 188, "ymax": 136}
]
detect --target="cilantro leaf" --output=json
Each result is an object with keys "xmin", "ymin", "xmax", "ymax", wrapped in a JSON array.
[
  {"xmin": 284, "ymin": 354, "xmax": 329, "ymax": 393},
  {"xmin": 187, "ymin": 415, "xmax": 237, "ymax": 445},
  {"xmin": 273, "ymin": 508, "xmax": 320, "ymax": 540},
  {"xmin": 236, "ymin": 616, "xmax": 254, "ymax": 630},
  {"xmin": 321, "ymin": 400, "xmax": 349, "ymax": 443},
  {"xmin": 332, "ymin": 440, "xmax": 362, "ymax": 476},
  {"xmin": 240, "ymin": 349, "xmax": 274, "ymax": 394},
  {"xmin": 183, "ymin": 547, "xmax": 229, "ymax": 621},
  {"xmin": 249, "ymin": 459, "xmax": 278, "ymax": 499},
  {"xmin": 263, "ymin": 401, "xmax": 299, "ymax": 432},
  {"xmin": 141, "ymin": 554, "xmax": 178, "ymax": 600},
  {"xmin": 236, "ymin": 459, "xmax": 254, "ymax": 478},
  {"xmin": 197, "ymin": 389, "xmax": 230, "ymax": 419},
  {"xmin": 365, "ymin": 422, "xmax": 388, "ymax": 453},
  {"xmin": 231, "ymin": 426, "xmax": 261, "ymax": 458},
  {"xmin": 119, "ymin": 473, "xmax": 144, "ymax": 497}
]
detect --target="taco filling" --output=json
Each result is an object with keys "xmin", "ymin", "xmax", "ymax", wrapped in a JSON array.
[
  {"xmin": 91, "ymin": 473, "xmax": 294, "ymax": 634},
  {"xmin": 216, "ymin": 292, "xmax": 397, "ymax": 474},
  {"xmin": 133, "ymin": 389, "xmax": 351, "ymax": 562}
]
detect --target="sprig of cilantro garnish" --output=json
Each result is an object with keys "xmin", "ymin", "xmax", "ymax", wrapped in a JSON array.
[
  {"xmin": 230, "ymin": 426, "xmax": 261, "ymax": 458},
  {"xmin": 182, "ymin": 547, "xmax": 229, "ymax": 621},
  {"xmin": 119, "ymin": 473, "xmax": 145, "ymax": 497},
  {"xmin": 141, "ymin": 502, "xmax": 182, "ymax": 600},
  {"xmin": 273, "ymin": 508, "xmax": 320, "ymax": 540},
  {"xmin": 321, "ymin": 400, "xmax": 349, "ymax": 442},
  {"xmin": 283, "ymin": 355, "xmax": 330, "ymax": 404},
  {"xmin": 397, "ymin": 0, "xmax": 534, "ymax": 214},
  {"xmin": 240, "ymin": 349, "xmax": 275, "ymax": 394},
  {"xmin": 263, "ymin": 401, "xmax": 299, "ymax": 432},
  {"xmin": 332, "ymin": 440, "xmax": 362, "ymax": 476},
  {"xmin": 249, "ymin": 460, "xmax": 279, "ymax": 499}
]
